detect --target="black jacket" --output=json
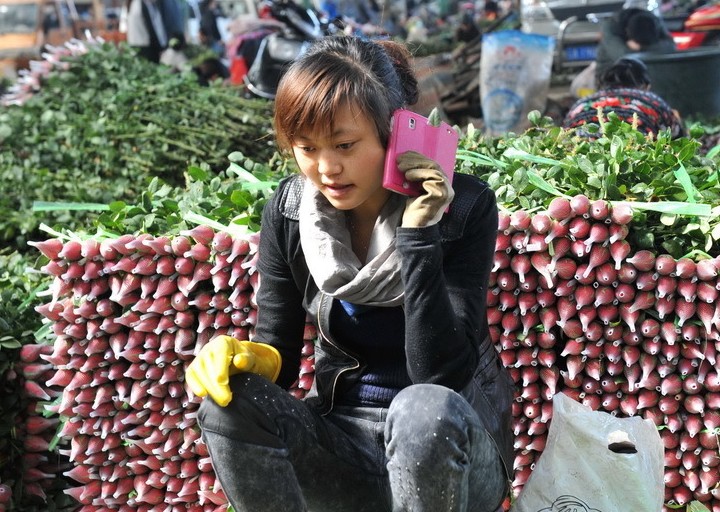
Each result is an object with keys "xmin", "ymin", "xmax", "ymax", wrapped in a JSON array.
[{"xmin": 254, "ymin": 173, "xmax": 514, "ymax": 479}]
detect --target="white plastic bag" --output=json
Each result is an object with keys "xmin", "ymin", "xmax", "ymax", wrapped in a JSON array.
[
  {"xmin": 510, "ymin": 392, "xmax": 664, "ymax": 512},
  {"xmin": 480, "ymin": 30, "xmax": 555, "ymax": 136},
  {"xmin": 570, "ymin": 62, "xmax": 597, "ymax": 98}
]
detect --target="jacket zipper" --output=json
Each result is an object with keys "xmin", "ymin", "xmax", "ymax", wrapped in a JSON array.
[{"xmin": 317, "ymin": 293, "xmax": 360, "ymax": 414}]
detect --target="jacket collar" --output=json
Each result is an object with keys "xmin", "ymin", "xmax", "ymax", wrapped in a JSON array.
[{"xmin": 277, "ymin": 174, "xmax": 480, "ymax": 242}]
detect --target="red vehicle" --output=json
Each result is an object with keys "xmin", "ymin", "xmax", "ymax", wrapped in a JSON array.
[{"xmin": 669, "ymin": 3, "xmax": 720, "ymax": 49}]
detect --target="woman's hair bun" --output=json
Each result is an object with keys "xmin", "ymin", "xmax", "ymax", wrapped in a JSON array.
[{"xmin": 377, "ymin": 39, "xmax": 419, "ymax": 106}]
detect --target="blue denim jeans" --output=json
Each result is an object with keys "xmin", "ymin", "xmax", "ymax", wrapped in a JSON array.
[{"xmin": 197, "ymin": 374, "xmax": 507, "ymax": 512}]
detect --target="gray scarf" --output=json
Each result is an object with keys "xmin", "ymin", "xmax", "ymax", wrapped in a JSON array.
[{"xmin": 298, "ymin": 181, "xmax": 405, "ymax": 306}]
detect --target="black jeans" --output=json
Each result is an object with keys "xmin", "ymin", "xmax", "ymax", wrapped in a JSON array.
[{"xmin": 197, "ymin": 374, "xmax": 506, "ymax": 512}]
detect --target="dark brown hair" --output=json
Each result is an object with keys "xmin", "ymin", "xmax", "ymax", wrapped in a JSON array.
[
  {"xmin": 600, "ymin": 57, "xmax": 651, "ymax": 89},
  {"xmin": 625, "ymin": 10, "xmax": 660, "ymax": 47},
  {"xmin": 273, "ymin": 35, "xmax": 418, "ymax": 152}
]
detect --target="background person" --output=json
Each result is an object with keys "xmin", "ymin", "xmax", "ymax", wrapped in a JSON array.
[
  {"xmin": 193, "ymin": 56, "xmax": 229, "ymax": 86},
  {"xmin": 595, "ymin": 7, "xmax": 676, "ymax": 82},
  {"xmin": 186, "ymin": 34, "xmax": 514, "ymax": 512},
  {"xmin": 563, "ymin": 56, "xmax": 685, "ymax": 139},
  {"xmin": 125, "ymin": 0, "xmax": 168, "ymax": 63},
  {"xmin": 455, "ymin": 2, "xmax": 481, "ymax": 42},
  {"xmin": 200, "ymin": 0, "xmax": 225, "ymax": 57}
]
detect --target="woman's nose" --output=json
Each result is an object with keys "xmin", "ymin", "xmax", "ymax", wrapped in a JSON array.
[{"xmin": 317, "ymin": 153, "xmax": 341, "ymax": 176}]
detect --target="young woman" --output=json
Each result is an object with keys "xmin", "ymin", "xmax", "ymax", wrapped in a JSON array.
[{"xmin": 186, "ymin": 35, "xmax": 514, "ymax": 512}]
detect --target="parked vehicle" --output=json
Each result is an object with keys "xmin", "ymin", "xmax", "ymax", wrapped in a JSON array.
[
  {"xmin": 0, "ymin": 0, "xmax": 122, "ymax": 79},
  {"xmin": 667, "ymin": 2, "xmax": 720, "ymax": 49},
  {"xmin": 241, "ymin": 0, "xmax": 331, "ymax": 99}
]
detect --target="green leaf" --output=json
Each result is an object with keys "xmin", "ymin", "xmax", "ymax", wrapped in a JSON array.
[
  {"xmin": 635, "ymin": 230, "xmax": 655, "ymax": 249},
  {"xmin": 0, "ymin": 124, "xmax": 12, "ymax": 141},
  {"xmin": 682, "ymin": 223, "xmax": 701, "ymax": 234},
  {"xmin": 661, "ymin": 237, "xmax": 684, "ymax": 258},
  {"xmin": 587, "ymin": 175, "xmax": 602, "ymax": 189},
  {"xmin": 577, "ymin": 157, "xmax": 594, "ymax": 175},
  {"xmin": 512, "ymin": 168, "xmax": 529, "ymax": 191},
  {"xmin": 527, "ymin": 170, "xmax": 568, "ymax": 197},
  {"xmin": 612, "ymin": 201, "xmax": 711, "ymax": 217},
  {"xmin": 427, "ymin": 108, "xmax": 442, "ymax": 127},
  {"xmin": 141, "ymin": 191, "xmax": 153, "ymax": 211},
  {"xmin": 687, "ymin": 501, "xmax": 711, "ymax": 512},
  {"xmin": 187, "ymin": 166, "xmax": 209, "ymax": 181},
  {"xmin": 660, "ymin": 213, "xmax": 677, "ymax": 226},
  {"xmin": 109, "ymin": 201, "xmax": 127, "ymax": 212},
  {"xmin": 32, "ymin": 201, "xmax": 111, "ymax": 212},
  {"xmin": 17, "ymin": 281, "xmax": 44, "ymax": 310},
  {"xmin": 609, "ymin": 135, "xmax": 623, "ymax": 159},
  {"xmin": 0, "ymin": 338, "xmax": 22, "ymax": 349},
  {"xmin": 673, "ymin": 162, "xmax": 699, "ymax": 203},
  {"xmin": 707, "ymin": 144, "xmax": 720, "ymax": 159},
  {"xmin": 466, "ymin": 123, "xmax": 476, "ymax": 140},
  {"xmin": 230, "ymin": 190, "xmax": 250, "ymax": 207},
  {"xmin": 238, "ymin": 181, "xmax": 278, "ymax": 192},
  {"xmin": 527, "ymin": 110, "xmax": 541, "ymax": 125},
  {"xmin": 227, "ymin": 162, "xmax": 262, "ymax": 182},
  {"xmin": 503, "ymin": 148, "xmax": 562, "ymax": 167},
  {"xmin": 456, "ymin": 150, "xmax": 507, "ymax": 169}
]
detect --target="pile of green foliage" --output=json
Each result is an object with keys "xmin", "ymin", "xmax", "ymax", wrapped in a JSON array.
[
  {"xmin": 458, "ymin": 112, "xmax": 720, "ymax": 259},
  {"xmin": 0, "ymin": 41, "xmax": 282, "ymax": 510},
  {"xmin": 0, "ymin": 42, "xmax": 275, "ymax": 250}
]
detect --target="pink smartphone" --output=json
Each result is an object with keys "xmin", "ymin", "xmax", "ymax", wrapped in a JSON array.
[{"xmin": 382, "ymin": 109, "xmax": 459, "ymax": 197}]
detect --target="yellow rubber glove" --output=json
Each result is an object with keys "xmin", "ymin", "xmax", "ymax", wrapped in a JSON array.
[
  {"xmin": 185, "ymin": 335, "xmax": 282, "ymax": 407},
  {"xmin": 397, "ymin": 151, "xmax": 455, "ymax": 228}
]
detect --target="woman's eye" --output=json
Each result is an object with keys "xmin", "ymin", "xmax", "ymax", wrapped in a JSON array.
[{"xmin": 337, "ymin": 142, "xmax": 354, "ymax": 150}]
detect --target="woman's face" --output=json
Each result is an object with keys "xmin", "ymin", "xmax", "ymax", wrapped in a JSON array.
[{"xmin": 291, "ymin": 103, "xmax": 391, "ymax": 219}]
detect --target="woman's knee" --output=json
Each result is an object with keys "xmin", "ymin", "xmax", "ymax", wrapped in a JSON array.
[
  {"xmin": 197, "ymin": 373, "xmax": 284, "ymax": 442},
  {"xmin": 386, "ymin": 384, "xmax": 482, "ymax": 456},
  {"xmin": 388, "ymin": 384, "xmax": 476, "ymax": 431}
]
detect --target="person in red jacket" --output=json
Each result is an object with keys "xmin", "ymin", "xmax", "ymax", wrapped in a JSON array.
[{"xmin": 186, "ymin": 34, "xmax": 514, "ymax": 512}]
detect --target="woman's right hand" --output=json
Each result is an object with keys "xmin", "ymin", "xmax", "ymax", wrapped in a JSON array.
[
  {"xmin": 185, "ymin": 336, "xmax": 281, "ymax": 407},
  {"xmin": 398, "ymin": 151, "xmax": 455, "ymax": 228}
]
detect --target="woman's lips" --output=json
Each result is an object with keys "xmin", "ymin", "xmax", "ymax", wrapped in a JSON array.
[{"xmin": 323, "ymin": 183, "xmax": 353, "ymax": 197}]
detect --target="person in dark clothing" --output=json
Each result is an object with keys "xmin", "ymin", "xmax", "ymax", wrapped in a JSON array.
[
  {"xmin": 455, "ymin": 3, "xmax": 481, "ymax": 43},
  {"xmin": 199, "ymin": 0, "xmax": 224, "ymax": 56},
  {"xmin": 193, "ymin": 56, "xmax": 229, "ymax": 86},
  {"xmin": 126, "ymin": 0, "xmax": 168, "ymax": 63},
  {"xmin": 564, "ymin": 56, "xmax": 684, "ymax": 139},
  {"xmin": 186, "ymin": 34, "xmax": 513, "ymax": 512},
  {"xmin": 595, "ymin": 7, "xmax": 676, "ymax": 81}
]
